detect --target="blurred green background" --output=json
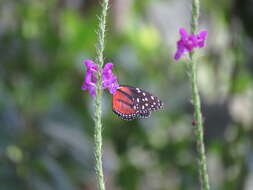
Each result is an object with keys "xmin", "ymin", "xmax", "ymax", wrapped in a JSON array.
[{"xmin": 1, "ymin": 0, "xmax": 253, "ymax": 189}]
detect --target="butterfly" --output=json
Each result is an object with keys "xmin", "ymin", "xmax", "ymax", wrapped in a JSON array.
[{"xmin": 112, "ymin": 85, "xmax": 164, "ymax": 120}]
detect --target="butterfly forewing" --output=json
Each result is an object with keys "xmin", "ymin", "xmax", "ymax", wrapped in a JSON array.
[
  {"xmin": 112, "ymin": 86, "xmax": 137, "ymax": 120},
  {"xmin": 130, "ymin": 86, "xmax": 163, "ymax": 113},
  {"xmin": 112, "ymin": 85, "xmax": 164, "ymax": 120}
]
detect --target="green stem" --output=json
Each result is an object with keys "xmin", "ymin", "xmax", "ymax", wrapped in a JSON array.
[
  {"xmin": 94, "ymin": 0, "xmax": 109, "ymax": 190},
  {"xmin": 189, "ymin": 0, "xmax": 210, "ymax": 190}
]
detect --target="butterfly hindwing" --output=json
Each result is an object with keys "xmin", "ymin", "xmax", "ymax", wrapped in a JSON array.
[{"xmin": 112, "ymin": 85, "xmax": 163, "ymax": 120}]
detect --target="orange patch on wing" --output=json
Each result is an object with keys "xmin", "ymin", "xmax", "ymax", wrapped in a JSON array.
[{"xmin": 112, "ymin": 86, "xmax": 135, "ymax": 114}]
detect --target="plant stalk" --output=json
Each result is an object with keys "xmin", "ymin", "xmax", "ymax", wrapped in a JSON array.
[
  {"xmin": 94, "ymin": 0, "xmax": 109, "ymax": 190},
  {"xmin": 189, "ymin": 0, "xmax": 210, "ymax": 189}
]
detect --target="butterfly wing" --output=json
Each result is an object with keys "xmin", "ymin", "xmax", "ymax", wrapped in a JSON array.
[
  {"xmin": 112, "ymin": 85, "xmax": 163, "ymax": 120},
  {"xmin": 112, "ymin": 86, "xmax": 137, "ymax": 120},
  {"xmin": 128, "ymin": 86, "xmax": 163, "ymax": 116}
]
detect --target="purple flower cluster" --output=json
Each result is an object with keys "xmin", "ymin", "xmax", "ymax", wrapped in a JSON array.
[
  {"xmin": 174, "ymin": 28, "xmax": 208, "ymax": 60},
  {"xmin": 102, "ymin": 63, "xmax": 119, "ymax": 94},
  {"xmin": 82, "ymin": 60, "xmax": 119, "ymax": 97}
]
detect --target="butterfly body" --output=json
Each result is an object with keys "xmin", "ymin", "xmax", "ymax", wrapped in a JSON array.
[{"xmin": 112, "ymin": 85, "xmax": 163, "ymax": 120}]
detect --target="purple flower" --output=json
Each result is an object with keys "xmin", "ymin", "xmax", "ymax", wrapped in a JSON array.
[
  {"xmin": 82, "ymin": 60, "xmax": 98, "ymax": 97},
  {"xmin": 102, "ymin": 63, "xmax": 119, "ymax": 94},
  {"xmin": 174, "ymin": 28, "xmax": 208, "ymax": 60},
  {"xmin": 82, "ymin": 60, "xmax": 119, "ymax": 97}
]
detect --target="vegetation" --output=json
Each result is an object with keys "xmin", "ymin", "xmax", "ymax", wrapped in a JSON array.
[{"xmin": 0, "ymin": 0, "xmax": 253, "ymax": 189}]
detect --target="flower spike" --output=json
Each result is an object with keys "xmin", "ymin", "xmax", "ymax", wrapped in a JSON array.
[
  {"xmin": 174, "ymin": 28, "xmax": 208, "ymax": 60},
  {"xmin": 82, "ymin": 60, "xmax": 119, "ymax": 97}
]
